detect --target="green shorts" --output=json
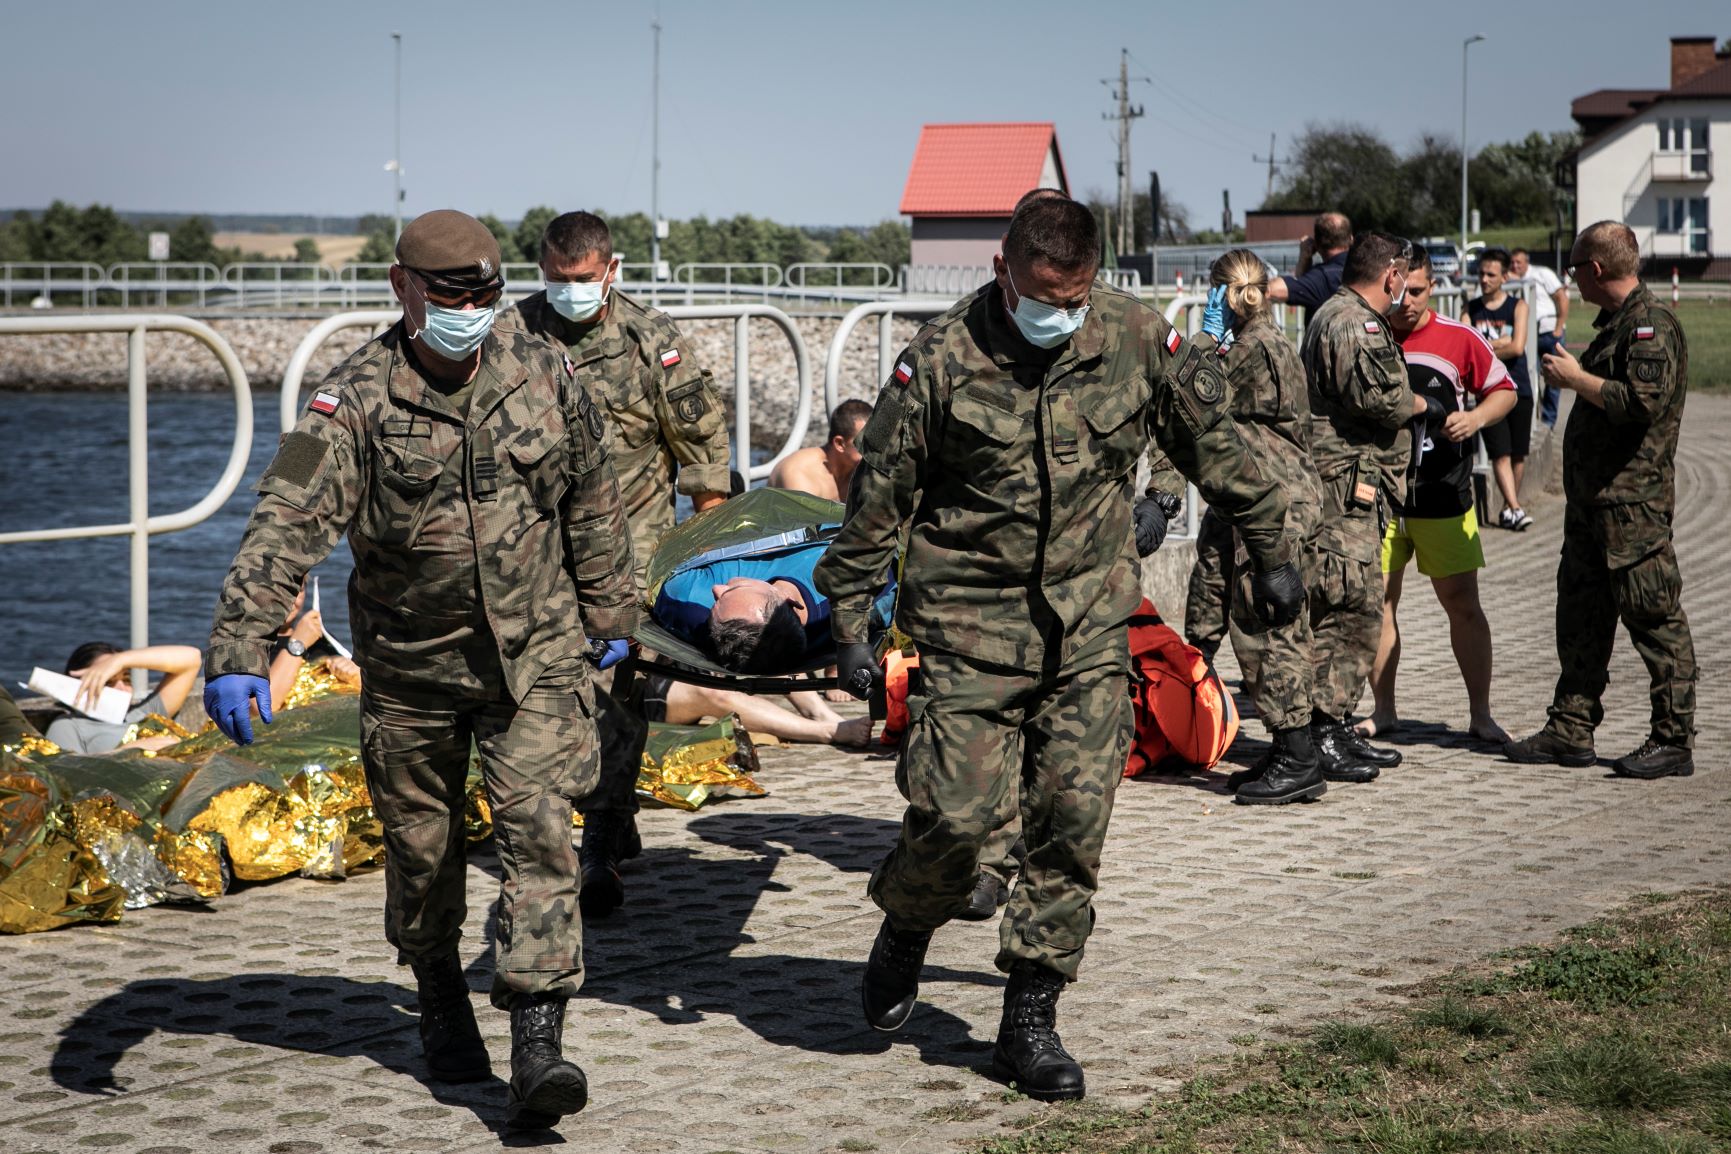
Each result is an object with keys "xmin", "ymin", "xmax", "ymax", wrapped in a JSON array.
[{"xmin": 1381, "ymin": 508, "xmax": 1486, "ymax": 578}]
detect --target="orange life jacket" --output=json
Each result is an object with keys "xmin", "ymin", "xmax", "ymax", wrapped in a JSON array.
[
  {"xmin": 878, "ymin": 600, "xmax": 1238, "ymax": 773},
  {"xmin": 1124, "ymin": 598, "xmax": 1238, "ymax": 776}
]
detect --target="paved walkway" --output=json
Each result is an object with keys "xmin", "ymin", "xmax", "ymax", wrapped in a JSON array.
[{"xmin": 4, "ymin": 396, "xmax": 1727, "ymax": 1154}]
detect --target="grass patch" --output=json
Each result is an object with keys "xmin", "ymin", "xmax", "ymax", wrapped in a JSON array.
[{"xmin": 973, "ymin": 887, "xmax": 1731, "ymax": 1154}]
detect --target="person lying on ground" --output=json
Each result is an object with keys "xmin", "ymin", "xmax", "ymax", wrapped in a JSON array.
[{"xmin": 43, "ymin": 641, "xmax": 202, "ymax": 754}]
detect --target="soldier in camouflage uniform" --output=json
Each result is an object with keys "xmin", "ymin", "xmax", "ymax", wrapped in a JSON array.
[
  {"xmin": 815, "ymin": 199, "xmax": 1302, "ymax": 1100},
  {"xmin": 1300, "ymin": 232, "xmax": 1430, "ymax": 783},
  {"xmin": 1184, "ymin": 509, "xmax": 1235, "ymax": 662},
  {"xmin": 1191, "ymin": 250, "xmax": 1330, "ymax": 805},
  {"xmin": 499, "ymin": 210, "xmax": 732, "ymax": 917},
  {"xmin": 203, "ymin": 211, "xmax": 637, "ymax": 1131},
  {"xmin": 1506, "ymin": 221, "xmax": 1696, "ymax": 779}
]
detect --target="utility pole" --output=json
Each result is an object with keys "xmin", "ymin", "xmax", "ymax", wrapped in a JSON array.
[
  {"xmin": 650, "ymin": 17, "xmax": 662, "ymax": 283},
  {"xmin": 1461, "ymin": 35, "xmax": 1486, "ymax": 259},
  {"xmin": 391, "ymin": 31, "xmax": 402, "ymax": 241},
  {"xmin": 1101, "ymin": 48, "xmax": 1146, "ymax": 256},
  {"xmin": 1251, "ymin": 133, "xmax": 1291, "ymax": 204}
]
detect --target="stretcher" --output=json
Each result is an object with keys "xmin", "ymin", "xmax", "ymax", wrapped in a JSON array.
[{"xmin": 613, "ymin": 487, "xmax": 887, "ymax": 716}]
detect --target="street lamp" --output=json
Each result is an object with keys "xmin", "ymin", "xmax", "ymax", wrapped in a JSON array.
[
  {"xmin": 391, "ymin": 31, "xmax": 403, "ymax": 241},
  {"xmin": 1461, "ymin": 34, "xmax": 1485, "ymax": 261}
]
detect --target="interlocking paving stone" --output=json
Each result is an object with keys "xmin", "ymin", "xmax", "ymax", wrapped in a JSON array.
[{"xmin": 2, "ymin": 391, "xmax": 1726, "ymax": 1152}]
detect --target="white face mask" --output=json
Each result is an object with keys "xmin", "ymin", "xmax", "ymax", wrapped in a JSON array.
[
  {"xmin": 546, "ymin": 260, "xmax": 616, "ymax": 323},
  {"xmin": 1005, "ymin": 265, "xmax": 1089, "ymax": 348}
]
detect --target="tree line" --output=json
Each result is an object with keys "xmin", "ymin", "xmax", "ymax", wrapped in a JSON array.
[
  {"xmin": 0, "ymin": 202, "xmax": 317, "ymax": 267},
  {"xmin": 1086, "ymin": 123, "xmax": 1580, "ymax": 250}
]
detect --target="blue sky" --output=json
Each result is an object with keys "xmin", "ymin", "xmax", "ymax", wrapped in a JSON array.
[{"xmin": 2, "ymin": 0, "xmax": 1723, "ymax": 228}]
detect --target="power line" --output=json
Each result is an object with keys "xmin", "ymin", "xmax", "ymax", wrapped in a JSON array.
[{"xmin": 1101, "ymin": 48, "xmax": 1148, "ymax": 256}]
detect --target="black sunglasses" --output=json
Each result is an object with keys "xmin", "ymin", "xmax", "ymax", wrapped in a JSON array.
[{"xmin": 409, "ymin": 269, "xmax": 505, "ymax": 308}]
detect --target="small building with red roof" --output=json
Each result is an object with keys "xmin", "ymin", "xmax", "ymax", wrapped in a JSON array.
[
  {"xmin": 1568, "ymin": 35, "xmax": 1730, "ymax": 274},
  {"xmin": 900, "ymin": 122, "xmax": 1068, "ymax": 279}
]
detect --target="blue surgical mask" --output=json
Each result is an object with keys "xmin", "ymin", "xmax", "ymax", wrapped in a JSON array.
[
  {"xmin": 1005, "ymin": 266, "xmax": 1090, "ymax": 348},
  {"xmin": 546, "ymin": 266, "xmax": 613, "ymax": 323},
  {"xmin": 417, "ymin": 301, "xmax": 494, "ymax": 359}
]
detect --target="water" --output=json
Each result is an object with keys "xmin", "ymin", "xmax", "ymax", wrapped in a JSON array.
[
  {"xmin": 0, "ymin": 391, "xmax": 757, "ymax": 690},
  {"xmin": 1, "ymin": 391, "xmax": 355, "ymax": 689}
]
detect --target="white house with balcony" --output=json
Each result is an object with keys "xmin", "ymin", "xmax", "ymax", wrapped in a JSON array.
[{"xmin": 1570, "ymin": 36, "xmax": 1730, "ymax": 274}]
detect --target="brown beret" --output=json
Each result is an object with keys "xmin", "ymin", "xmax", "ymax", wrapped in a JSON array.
[{"xmin": 395, "ymin": 209, "xmax": 503, "ymax": 284}]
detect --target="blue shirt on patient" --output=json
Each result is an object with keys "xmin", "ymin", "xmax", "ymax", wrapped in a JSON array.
[{"xmin": 654, "ymin": 538, "xmax": 895, "ymax": 665}]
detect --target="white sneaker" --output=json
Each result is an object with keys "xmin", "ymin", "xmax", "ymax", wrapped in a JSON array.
[{"xmin": 1499, "ymin": 508, "xmax": 1533, "ymax": 531}]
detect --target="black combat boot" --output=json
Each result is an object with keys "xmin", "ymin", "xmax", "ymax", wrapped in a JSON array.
[
  {"xmin": 861, "ymin": 917, "xmax": 933, "ymax": 1032},
  {"xmin": 1336, "ymin": 721, "xmax": 1403, "ymax": 768},
  {"xmin": 410, "ymin": 953, "xmax": 490, "ymax": 1083},
  {"xmin": 578, "ymin": 811, "xmax": 639, "ymax": 919},
  {"xmin": 958, "ymin": 872, "xmax": 1010, "ymax": 921},
  {"xmin": 506, "ymin": 993, "xmax": 588, "ymax": 1130},
  {"xmin": 1311, "ymin": 714, "xmax": 1380, "ymax": 783},
  {"xmin": 1224, "ymin": 760, "xmax": 1267, "ymax": 791},
  {"xmin": 1233, "ymin": 727, "xmax": 1326, "ymax": 805},
  {"xmin": 1612, "ymin": 737, "xmax": 1693, "ymax": 779},
  {"xmin": 1503, "ymin": 728, "xmax": 1597, "ymax": 767},
  {"xmin": 992, "ymin": 962, "xmax": 1085, "ymax": 1101}
]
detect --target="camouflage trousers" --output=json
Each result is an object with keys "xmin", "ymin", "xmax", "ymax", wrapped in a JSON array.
[
  {"xmin": 870, "ymin": 630, "xmax": 1131, "ymax": 981},
  {"xmin": 1228, "ymin": 531, "xmax": 1317, "ymax": 733},
  {"xmin": 1306, "ymin": 509, "xmax": 1386, "ymax": 721},
  {"xmin": 1184, "ymin": 508, "xmax": 1235, "ymax": 656},
  {"xmin": 360, "ymin": 657, "xmax": 599, "ymax": 1010},
  {"xmin": 1546, "ymin": 503, "xmax": 1696, "ymax": 748},
  {"xmin": 579, "ymin": 681, "xmax": 650, "ymax": 817}
]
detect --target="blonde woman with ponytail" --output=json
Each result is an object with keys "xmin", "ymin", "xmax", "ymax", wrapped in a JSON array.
[{"xmin": 1192, "ymin": 249, "xmax": 1328, "ymax": 805}]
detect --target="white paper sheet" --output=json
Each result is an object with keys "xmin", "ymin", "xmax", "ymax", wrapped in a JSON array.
[
  {"xmin": 25, "ymin": 667, "xmax": 132, "ymax": 725},
  {"xmin": 312, "ymin": 577, "xmax": 354, "ymax": 659}
]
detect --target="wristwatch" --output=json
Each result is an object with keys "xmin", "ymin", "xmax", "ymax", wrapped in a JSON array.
[{"xmin": 285, "ymin": 638, "xmax": 308, "ymax": 658}]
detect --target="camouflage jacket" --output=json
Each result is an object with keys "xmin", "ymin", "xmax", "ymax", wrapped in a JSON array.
[
  {"xmin": 501, "ymin": 290, "xmax": 730, "ymax": 593},
  {"xmin": 1223, "ymin": 317, "xmax": 1324, "ymax": 539},
  {"xmin": 1565, "ymin": 283, "xmax": 1687, "ymax": 516},
  {"xmin": 1301, "ymin": 287, "xmax": 1414, "ymax": 504},
  {"xmin": 814, "ymin": 281, "xmax": 1289, "ymax": 671},
  {"xmin": 206, "ymin": 323, "xmax": 640, "ymax": 701}
]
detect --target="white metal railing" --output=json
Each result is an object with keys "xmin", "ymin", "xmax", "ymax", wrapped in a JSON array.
[
  {"xmin": 279, "ymin": 305, "xmax": 813, "ymax": 482},
  {"xmin": 0, "ymin": 315, "xmax": 254, "ymax": 683},
  {"xmin": 0, "ymin": 261, "xmax": 106, "ymax": 308},
  {"xmin": 223, "ymin": 261, "xmax": 342, "ymax": 308},
  {"xmin": 108, "ymin": 262, "xmax": 225, "ymax": 308},
  {"xmin": 822, "ymin": 300, "xmax": 951, "ymax": 416}
]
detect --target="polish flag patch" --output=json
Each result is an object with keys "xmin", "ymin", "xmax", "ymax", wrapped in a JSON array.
[
  {"xmin": 1635, "ymin": 326, "xmax": 1655, "ymax": 340},
  {"xmin": 1364, "ymin": 320, "xmax": 1381, "ymax": 334},
  {"xmin": 309, "ymin": 391, "xmax": 341, "ymax": 415},
  {"xmin": 660, "ymin": 348, "xmax": 681, "ymax": 368},
  {"xmin": 1164, "ymin": 328, "xmax": 1181, "ymax": 354},
  {"xmin": 894, "ymin": 360, "xmax": 914, "ymax": 383}
]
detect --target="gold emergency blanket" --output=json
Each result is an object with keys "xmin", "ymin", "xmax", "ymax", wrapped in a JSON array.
[{"xmin": 1, "ymin": 669, "xmax": 766, "ymax": 933}]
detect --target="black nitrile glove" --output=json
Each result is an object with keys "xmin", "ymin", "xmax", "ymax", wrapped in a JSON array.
[
  {"xmin": 1420, "ymin": 394, "xmax": 1446, "ymax": 422},
  {"xmin": 1250, "ymin": 561, "xmax": 1305, "ymax": 627},
  {"xmin": 1132, "ymin": 496, "xmax": 1171, "ymax": 557},
  {"xmin": 835, "ymin": 641, "xmax": 879, "ymax": 701}
]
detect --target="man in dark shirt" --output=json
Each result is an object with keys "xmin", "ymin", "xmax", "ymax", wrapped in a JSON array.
[{"xmin": 1267, "ymin": 212, "xmax": 1352, "ymax": 314}]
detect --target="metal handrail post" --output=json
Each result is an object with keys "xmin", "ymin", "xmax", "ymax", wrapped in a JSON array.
[
  {"xmin": 127, "ymin": 324, "xmax": 149, "ymax": 693},
  {"xmin": 823, "ymin": 301, "xmax": 950, "ymax": 416},
  {"xmin": 280, "ymin": 310, "xmax": 402, "ymax": 434},
  {"xmin": 0, "ymin": 315, "xmax": 254, "ymax": 656},
  {"xmin": 734, "ymin": 315, "xmax": 751, "ymax": 478},
  {"xmin": 1162, "ymin": 293, "xmax": 1210, "ymax": 537}
]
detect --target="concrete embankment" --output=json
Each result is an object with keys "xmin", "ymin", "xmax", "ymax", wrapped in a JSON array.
[{"xmin": 0, "ymin": 312, "xmax": 924, "ymax": 450}]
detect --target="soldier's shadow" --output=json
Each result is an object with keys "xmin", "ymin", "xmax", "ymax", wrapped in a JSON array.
[
  {"xmin": 474, "ymin": 810, "xmax": 1003, "ymax": 1075},
  {"xmin": 47, "ymin": 971, "xmax": 541, "ymax": 1140}
]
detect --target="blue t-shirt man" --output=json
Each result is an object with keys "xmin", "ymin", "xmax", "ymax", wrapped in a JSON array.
[
  {"xmin": 654, "ymin": 538, "xmax": 895, "ymax": 670},
  {"xmin": 1279, "ymin": 248, "xmax": 1347, "ymax": 313}
]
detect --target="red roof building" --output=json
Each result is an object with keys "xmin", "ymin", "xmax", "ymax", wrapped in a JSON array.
[{"xmin": 899, "ymin": 123, "xmax": 1068, "ymax": 285}]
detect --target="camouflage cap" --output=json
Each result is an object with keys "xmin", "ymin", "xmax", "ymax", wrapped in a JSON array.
[{"xmin": 396, "ymin": 209, "xmax": 503, "ymax": 285}]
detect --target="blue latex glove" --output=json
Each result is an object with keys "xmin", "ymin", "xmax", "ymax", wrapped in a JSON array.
[
  {"xmin": 204, "ymin": 673, "xmax": 273, "ymax": 746},
  {"xmin": 585, "ymin": 637, "xmax": 630, "ymax": 670},
  {"xmin": 1200, "ymin": 285, "xmax": 1231, "ymax": 341}
]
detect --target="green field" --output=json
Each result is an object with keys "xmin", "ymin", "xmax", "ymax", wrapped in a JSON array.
[{"xmin": 978, "ymin": 889, "xmax": 1731, "ymax": 1154}]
